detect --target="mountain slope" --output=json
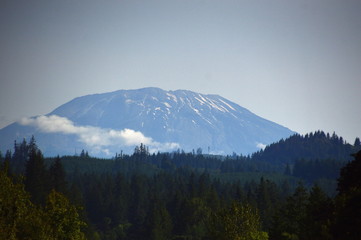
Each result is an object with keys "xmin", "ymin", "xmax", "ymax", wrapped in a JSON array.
[{"xmin": 0, "ymin": 88, "xmax": 295, "ymax": 156}]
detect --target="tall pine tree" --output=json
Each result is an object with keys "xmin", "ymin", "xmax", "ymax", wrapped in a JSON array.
[
  {"xmin": 49, "ymin": 156, "xmax": 67, "ymax": 194},
  {"xmin": 24, "ymin": 137, "xmax": 49, "ymax": 205}
]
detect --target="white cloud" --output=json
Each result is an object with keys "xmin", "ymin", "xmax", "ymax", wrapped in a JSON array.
[
  {"xmin": 19, "ymin": 115, "xmax": 180, "ymax": 154},
  {"xmin": 256, "ymin": 142, "xmax": 267, "ymax": 150},
  {"xmin": 20, "ymin": 115, "xmax": 80, "ymax": 134}
]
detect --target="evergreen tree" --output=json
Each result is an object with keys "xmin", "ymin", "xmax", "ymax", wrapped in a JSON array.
[
  {"xmin": 45, "ymin": 190, "xmax": 86, "ymax": 240},
  {"xmin": 182, "ymin": 197, "xmax": 210, "ymax": 239},
  {"xmin": 128, "ymin": 174, "xmax": 149, "ymax": 238},
  {"xmin": 0, "ymin": 166, "xmax": 87, "ymax": 239},
  {"xmin": 49, "ymin": 156, "xmax": 67, "ymax": 194},
  {"xmin": 11, "ymin": 138, "xmax": 29, "ymax": 174},
  {"xmin": 0, "ymin": 168, "xmax": 45, "ymax": 240},
  {"xmin": 145, "ymin": 198, "xmax": 173, "ymax": 240},
  {"xmin": 0, "ymin": 150, "xmax": 12, "ymax": 176},
  {"xmin": 333, "ymin": 151, "xmax": 361, "ymax": 240},
  {"xmin": 207, "ymin": 202, "xmax": 268, "ymax": 240},
  {"xmin": 256, "ymin": 178, "xmax": 280, "ymax": 230},
  {"xmin": 337, "ymin": 150, "xmax": 361, "ymax": 194},
  {"xmin": 24, "ymin": 142, "xmax": 49, "ymax": 205},
  {"xmin": 304, "ymin": 185, "xmax": 333, "ymax": 240},
  {"xmin": 354, "ymin": 137, "xmax": 361, "ymax": 147},
  {"xmin": 270, "ymin": 183, "xmax": 308, "ymax": 240}
]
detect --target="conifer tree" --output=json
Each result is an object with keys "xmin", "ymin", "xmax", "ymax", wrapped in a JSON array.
[
  {"xmin": 0, "ymin": 166, "xmax": 87, "ymax": 239},
  {"xmin": 45, "ymin": 190, "xmax": 86, "ymax": 240},
  {"xmin": 145, "ymin": 198, "xmax": 173, "ymax": 240},
  {"xmin": 354, "ymin": 137, "xmax": 361, "ymax": 147},
  {"xmin": 304, "ymin": 185, "xmax": 332, "ymax": 240},
  {"xmin": 333, "ymin": 150, "xmax": 361, "ymax": 240},
  {"xmin": 49, "ymin": 156, "xmax": 67, "ymax": 194},
  {"xmin": 270, "ymin": 183, "xmax": 308, "ymax": 240},
  {"xmin": 207, "ymin": 202, "xmax": 268, "ymax": 240},
  {"xmin": 24, "ymin": 140, "xmax": 49, "ymax": 205},
  {"xmin": 11, "ymin": 138, "xmax": 29, "ymax": 174},
  {"xmin": 0, "ymin": 168, "xmax": 49, "ymax": 239},
  {"xmin": 0, "ymin": 150, "xmax": 12, "ymax": 175}
]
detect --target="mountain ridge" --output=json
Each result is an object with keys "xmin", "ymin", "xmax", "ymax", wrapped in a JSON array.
[{"xmin": 0, "ymin": 88, "xmax": 295, "ymax": 157}]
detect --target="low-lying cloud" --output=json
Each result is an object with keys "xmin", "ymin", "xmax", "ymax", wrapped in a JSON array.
[
  {"xmin": 19, "ymin": 115, "xmax": 179, "ymax": 155},
  {"xmin": 256, "ymin": 142, "xmax": 267, "ymax": 150}
]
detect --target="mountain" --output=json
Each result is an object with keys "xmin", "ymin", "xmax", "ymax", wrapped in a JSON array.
[{"xmin": 0, "ymin": 87, "xmax": 295, "ymax": 157}]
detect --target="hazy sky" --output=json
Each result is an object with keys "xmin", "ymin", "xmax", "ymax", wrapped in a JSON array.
[{"xmin": 1, "ymin": 0, "xmax": 360, "ymax": 143}]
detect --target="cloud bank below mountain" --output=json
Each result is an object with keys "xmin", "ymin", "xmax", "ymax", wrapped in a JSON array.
[{"xmin": 19, "ymin": 115, "xmax": 179, "ymax": 155}]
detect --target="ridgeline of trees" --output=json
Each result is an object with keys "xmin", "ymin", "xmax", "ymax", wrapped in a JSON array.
[{"xmin": 0, "ymin": 132, "xmax": 361, "ymax": 239}]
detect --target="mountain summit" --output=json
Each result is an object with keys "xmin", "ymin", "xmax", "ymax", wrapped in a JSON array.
[{"xmin": 0, "ymin": 88, "xmax": 294, "ymax": 156}]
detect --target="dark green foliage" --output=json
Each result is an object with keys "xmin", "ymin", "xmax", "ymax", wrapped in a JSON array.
[
  {"xmin": 252, "ymin": 131, "xmax": 359, "ymax": 165},
  {"xmin": 207, "ymin": 202, "xmax": 268, "ymax": 240},
  {"xmin": 11, "ymin": 138, "xmax": 29, "ymax": 174},
  {"xmin": 337, "ymin": 150, "xmax": 361, "ymax": 194},
  {"xmin": 270, "ymin": 183, "xmax": 309, "ymax": 240},
  {"xmin": 293, "ymin": 158, "xmax": 346, "ymax": 184},
  {"xmin": 0, "ymin": 167, "xmax": 43, "ymax": 240},
  {"xmin": 144, "ymin": 198, "xmax": 173, "ymax": 240},
  {"xmin": 256, "ymin": 177, "xmax": 281, "ymax": 230},
  {"xmin": 2, "ymin": 135, "xmax": 361, "ymax": 239},
  {"xmin": 333, "ymin": 151, "xmax": 361, "ymax": 240},
  {"xmin": 45, "ymin": 190, "xmax": 86, "ymax": 239},
  {"xmin": 304, "ymin": 185, "xmax": 333, "ymax": 240},
  {"xmin": 24, "ymin": 140, "xmax": 50, "ymax": 205},
  {"xmin": 49, "ymin": 156, "xmax": 67, "ymax": 193},
  {"xmin": 0, "ymin": 150, "xmax": 11, "ymax": 175},
  {"xmin": 0, "ymin": 155, "xmax": 86, "ymax": 240}
]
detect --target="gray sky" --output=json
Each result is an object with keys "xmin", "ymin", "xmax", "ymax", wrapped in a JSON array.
[{"xmin": 1, "ymin": 0, "xmax": 360, "ymax": 144}]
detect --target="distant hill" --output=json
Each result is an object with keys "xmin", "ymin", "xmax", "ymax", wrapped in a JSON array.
[
  {"xmin": 0, "ymin": 87, "xmax": 294, "ymax": 157},
  {"xmin": 251, "ymin": 131, "xmax": 360, "ymax": 164}
]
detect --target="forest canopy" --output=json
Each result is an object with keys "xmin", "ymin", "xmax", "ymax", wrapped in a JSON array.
[{"xmin": 0, "ymin": 132, "xmax": 360, "ymax": 240}]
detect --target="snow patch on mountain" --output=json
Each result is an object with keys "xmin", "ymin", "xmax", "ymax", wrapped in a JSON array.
[{"xmin": 0, "ymin": 87, "xmax": 295, "ymax": 157}]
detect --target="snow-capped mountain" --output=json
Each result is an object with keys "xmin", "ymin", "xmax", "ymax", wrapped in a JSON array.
[{"xmin": 0, "ymin": 88, "xmax": 295, "ymax": 156}]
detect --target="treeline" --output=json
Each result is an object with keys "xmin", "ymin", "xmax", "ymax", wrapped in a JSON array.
[
  {"xmin": 8, "ymin": 131, "xmax": 359, "ymax": 178},
  {"xmin": 58, "ymin": 131, "xmax": 360, "ymax": 196},
  {"xmin": 251, "ymin": 131, "xmax": 358, "ymax": 164},
  {"xmin": 1, "ymin": 133, "xmax": 361, "ymax": 239}
]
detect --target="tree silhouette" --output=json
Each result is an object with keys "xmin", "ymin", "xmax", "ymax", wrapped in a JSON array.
[{"xmin": 334, "ymin": 150, "xmax": 361, "ymax": 240}]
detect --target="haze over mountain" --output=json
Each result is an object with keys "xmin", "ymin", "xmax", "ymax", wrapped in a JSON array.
[{"xmin": 0, "ymin": 88, "xmax": 294, "ymax": 157}]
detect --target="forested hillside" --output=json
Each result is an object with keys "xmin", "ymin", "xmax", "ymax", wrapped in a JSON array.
[{"xmin": 1, "ymin": 132, "xmax": 360, "ymax": 239}]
